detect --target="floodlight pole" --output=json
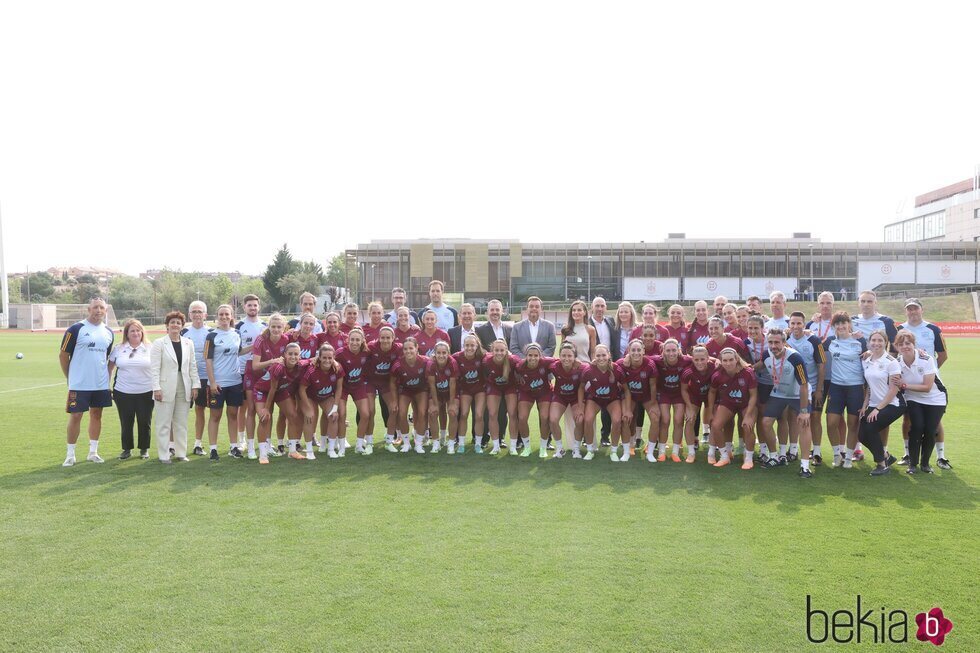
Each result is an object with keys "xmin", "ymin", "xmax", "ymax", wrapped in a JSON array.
[{"xmin": 0, "ymin": 202, "xmax": 8, "ymax": 328}]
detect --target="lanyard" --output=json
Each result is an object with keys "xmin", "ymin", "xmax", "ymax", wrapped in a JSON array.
[
  {"xmin": 751, "ymin": 339, "xmax": 764, "ymax": 362},
  {"xmin": 770, "ymin": 353, "xmax": 787, "ymax": 387},
  {"xmin": 816, "ymin": 319, "xmax": 832, "ymax": 340}
]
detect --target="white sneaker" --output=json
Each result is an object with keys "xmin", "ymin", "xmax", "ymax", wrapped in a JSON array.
[
  {"xmin": 337, "ymin": 447, "xmax": 346, "ymax": 458},
  {"xmin": 572, "ymin": 449, "xmax": 582, "ymax": 459},
  {"xmin": 842, "ymin": 458, "xmax": 853, "ymax": 469},
  {"xmin": 646, "ymin": 449, "xmax": 656, "ymax": 463},
  {"xmin": 62, "ymin": 455, "xmax": 75, "ymax": 467},
  {"xmin": 431, "ymin": 441, "xmax": 441, "ymax": 453},
  {"xmin": 553, "ymin": 449, "xmax": 564, "ymax": 458},
  {"xmin": 621, "ymin": 451, "xmax": 631, "ymax": 462},
  {"xmin": 87, "ymin": 453, "xmax": 105, "ymax": 463},
  {"xmin": 305, "ymin": 451, "xmax": 316, "ymax": 461},
  {"xmin": 327, "ymin": 449, "xmax": 339, "ymax": 459},
  {"xmin": 447, "ymin": 442, "xmax": 456, "ymax": 455},
  {"xmin": 318, "ymin": 444, "xmax": 327, "ymax": 453},
  {"xmin": 415, "ymin": 444, "xmax": 425, "ymax": 454},
  {"xmin": 832, "ymin": 452, "xmax": 842, "ymax": 467},
  {"xmin": 400, "ymin": 440, "xmax": 412, "ymax": 453}
]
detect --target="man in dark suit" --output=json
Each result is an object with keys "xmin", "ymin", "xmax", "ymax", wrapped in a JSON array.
[
  {"xmin": 448, "ymin": 303, "xmax": 478, "ymax": 354},
  {"xmin": 590, "ymin": 297, "xmax": 616, "ymax": 447},
  {"xmin": 475, "ymin": 299, "xmax": 512, "ymax": 447}
]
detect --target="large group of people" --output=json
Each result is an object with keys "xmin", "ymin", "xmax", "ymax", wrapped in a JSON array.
[{"xmin": 60, "ymin": 281, "xmax": 952, "ymax": 478}]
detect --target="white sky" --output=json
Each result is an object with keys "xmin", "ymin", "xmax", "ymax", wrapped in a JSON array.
[{"xmin": 2, "ymin": 1, "xmax": 979, "ymax": 276}]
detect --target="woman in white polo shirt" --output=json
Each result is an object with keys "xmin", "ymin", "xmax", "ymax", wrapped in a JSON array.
[
  {"xmin": 895, "ymin": 331, "xmax": 947, "ymax": 474},
  {"xmin": 108, "ymin": 319, "xmax": 154, "ymax": 459},
  {"xmin": 859, "ymin": 330, "xmax": 904, "ymax": 476}
]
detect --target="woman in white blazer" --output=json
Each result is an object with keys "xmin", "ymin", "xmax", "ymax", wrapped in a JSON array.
[{"xmin": 151, "ymin": 311, "xmax": 200, "ymax": 462}]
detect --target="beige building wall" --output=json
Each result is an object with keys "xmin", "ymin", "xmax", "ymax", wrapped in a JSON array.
[
  {"xmin": 464, "ymin": 244, "xmax": 489, "ymax": 292},
  {"xmin": 509, "ymin": 244, "xmax": 523, "ymax": 278},
  {"xmin": 410, "ymin": 243, "xmax": 434, "ymax": 278},
  {"xmin": 943, "ymin": 198, "xmax": 980, "ymax": 242}
]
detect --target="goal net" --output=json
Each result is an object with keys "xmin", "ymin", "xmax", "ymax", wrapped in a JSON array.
[{"xmin": 8, "ymin": 303, "xmax": 120, "ymax": 331}]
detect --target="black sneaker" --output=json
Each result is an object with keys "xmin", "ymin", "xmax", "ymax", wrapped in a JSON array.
[
  {"xmin": 600, "ymin": 437, "xmax": 611, "ymax": 447},
  {"xmin": 777, "ymin": 455, "xmax": 788, "ymax": 466},
  {"xmin": 139, "ymin": 449, "xmax": 149, "ymax": 459},
  {"xmin": 481, "ymin": 434, "xmax": 491, "ymax": 448},
  {"xmin": 812, "ymin": 454, "xmax": 823, "ymax": 466},
  {"xmin": 209, "ymin": 449, "xmax": 219, "ymax": 462},
  {"xmin": 169, "ymin": 447, "xmax": 176, "ymax": 456},
  {"xmin": 635, "ymin": 439, "xmax": 644, "ymax": 450},
  {"xmin": 786, "ymin": 452, "xmax": 799, "ymax": 462},
  {"xmin": 277, "ymin": 445, "xmax": 286, "ymax": 455},
  {"xmin": 799, "ymin": 467, "xmax": 813, "ymax": 479},
  {"xmin": 547, "ymin": 441, "xmax": 555, "ymax": 451},
  {"xmin": 906, "ymin": 465, "xmax": 917, "ymax": 475},
  {"xmin": 885, "ymin": 453, "xmax": 897, "ymax": 467},
  {"xmin": 870, "ymin": 465, "xmax": 890, "ymax": 476},
  {"xmin": 763, "ymin": 456, "xmax": 780, "ymax": 469},
  {"xmin": 230, "ymin": 447, "xmax": 243, "ymax": 459},
  {"xmin": 193, "ymin": 446, "xmax": 205, "ymax": 456},
  {"xmin": 119, "ymin": 450, "xmax": 131, "ymax": 460},
  {"xmin": 936, "ymin": 458, "xmax": 952, "ymax": 470},
  {"xmin": 312, "ymin": 437, "xmax": 321, "ymax": 448},
  {"xmin": 920, "ymin": 464, "xmax": 934, "ymax": 474},
  {"xmin": 898, "ymin": 454, "xmax": 910, "ymax": 466}
]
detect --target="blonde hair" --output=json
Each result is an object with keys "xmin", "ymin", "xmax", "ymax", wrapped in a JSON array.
[
  {"xmin": 121, "ymin": 319, "xmax": 147, "ymax": 345},
  {"xmin": 261, "ymin": 313, "xmax": 286, "ymax": 340}
]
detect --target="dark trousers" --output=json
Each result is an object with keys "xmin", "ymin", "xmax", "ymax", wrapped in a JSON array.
[
  {"xmin": 907, "ymin": 401, "xmax": 945, "ymax": 466},
  {"xmin": 858, "ymin": 403, "xmax": 905, "ymax": 463},
  {"xmin": 480, "ymin": 410, "xmax": 507, "ymax": 444},
  {"xmin": 114, "ymin": 389, "xmax": 153, "ymax": 451}
]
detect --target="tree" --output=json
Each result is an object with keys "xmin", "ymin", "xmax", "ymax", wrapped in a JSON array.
[
  {"xmin": 76, "ymin": 273, "xmax": 99, "ymax": 285},
  {"xmin": 7, "ymin": 275, "xmax": 23, "ymax": 303},
  {"xmin": 275, "ymin": 274, "xmax": 305, "ymax": 304},
  {"xmin": 108, "ymin": 276, "xmax": 154, "ymax": 312},
  {"xmin": 20, "ymin": 272, "xmax": 55, "ymax": 301},
  {"xmin": 75, "ymin": 283, "xmax": 103, "ymax": 304},
  {"xmin": 262, "ymin": 244, "xmax": 299, "ymax": 309},
  {"xmin": 325, "ymin": 252, "xmax": 357, "ymax": 292},
  {"xmin": 211, "ymin": 275, "xmax": 234, "ymax": 307}
]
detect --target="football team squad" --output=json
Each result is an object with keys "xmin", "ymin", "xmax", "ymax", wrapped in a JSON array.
[{"xmin": 59, "ymin": 281, "xmax": 950, "ymax": 478}]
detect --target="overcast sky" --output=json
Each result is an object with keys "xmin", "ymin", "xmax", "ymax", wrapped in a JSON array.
[{"xmin": 2, "ymin": 1, "xmax": 979, "ymax": 276}]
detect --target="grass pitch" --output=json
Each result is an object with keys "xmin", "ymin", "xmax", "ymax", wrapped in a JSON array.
[{"xmin": 0, "ymin": 333, "xmax": 977, "ymax": 652}]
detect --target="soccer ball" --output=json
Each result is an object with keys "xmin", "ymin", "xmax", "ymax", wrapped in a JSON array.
[{"xmin": 15, "ymin": 353, "xmax": 24, "ymax": 359}]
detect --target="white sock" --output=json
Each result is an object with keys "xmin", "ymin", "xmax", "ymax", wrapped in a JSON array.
[
  {"xmin": 789, "ymin": 443, "xmax": 799, "ymax": 455},
  {"xmin": 458, "ymin": 435, "xmax": 466, "ymax": 446},
  {"xmin": 672, "ymin": 444, "xmax": 680, "ymax": 456},
  {"xmin": 687, "ymin": 444, "xmax": 696, "ymax": 456},
  {"xmin": 573, "ymin": 439, "xmax": 581, "ymax": 450},
  {"xmin": 194, "ymin": 439, "xmax": 202, "ymax": 449},
  {"xmin": 587, "ymin": 444, "xmax": 596, "ymax": 452},
  {"xmin": 903, "ymin": 439, "xmax": 909, "ymax": 456},
  {"xmin": 720, "ymin": 447, "xmax": 730, "ymax": 461},
  {"xmin": 801, "ymin": 458, "xmax": 811, "ymax": 471},
  {"xmin": 365, "ymin": 435, "xmax": 373, "ymax": 445},
  {"xmin": 760, "ymin": 443, "xmax": 770, "ymax": 457},
  {"xmin": 845, "ymin": 447, "xmax": 854, "ymax": 461},
  {"xmin": 288, "ymin": 439, "xmax": 298, "ymax": 452},
  {"xmin": 415, "ymin": 434, "xmax": 424, "ymax": 447},
  {"xmin": 725, "ymin": 442, "xmax": 733, "ymax": 456},
  {"xmin": 247, "ymin": 438, "xmax": 256, "ymax": 454},
  {"xmin": 812, "ymin": 444, "xmax": 822, "ymax": 457},
  {"xmin": 833, "ymin": 445, "xmax": 842, "ymax": 455},
  {"xmin": 277, "ymin": 438, "xmax": 285, "ymax": 447},
  {"xmin": 89, "ymin": 439, "xmax": 99, "ymax": 454},
  {"xmin": 936, "ymin": 442, "xmax": 945, "ymax": 459},
  {"xmin": 646, "ymin": 442, "xmax": 655, "ymax": 454},
  {"xmin": 779, "ymin": 444, "xmax": 788, "ymax": 456},
  {"xmin": 743, "ymin": 444, "xmax": 753, "ymax": 457},
  {"xmin": 66, "ymin": 443, "xmax": 76, "ymax": 457},
  {"xmin": 439, "ymin": 429, "xmax": 448, "ymax": 439},
  {"xmin": 702, "ymin": 425, "xmax": 711, "ymax": 436},
  {"xmin": 328, "ymin": 438, "xmax": 338, "ymax": 452},
  {"xmin": 306, "ymin": 440, "xmax": 314, "ymax": 453},
  {"xmin": 708, "ymin": 445, "xmax": 718, "ymax": 456},
  {"xmin": 657, "ymin": 442, "xmax": 666, "ymax": 456},
  {"xmin": 210, "ymin": 444, "xmax": 217, "ymax": 452},
  {"xmin": 259, "ymin": 441, "xmax": 268, "ymax": 456},
  {"xmin": 356, "ymin": 437, "xmax": 365, "ymax": 450},
  {"xmin": 237, "ymin": 430, "xmax": 246, "ymax": 441}
]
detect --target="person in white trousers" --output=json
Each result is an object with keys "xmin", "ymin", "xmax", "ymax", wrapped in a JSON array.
[{"xmin": 151, "ymin": 311, "xmax": 200, "ymax": 463}]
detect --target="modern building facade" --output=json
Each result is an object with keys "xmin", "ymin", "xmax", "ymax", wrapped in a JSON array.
[
  {"xmin": 884, "ymin": 171, "xmax": 980, "ymax": 244},
  {"xmin": 348, "ymin": 236, "xmax": 980, "ymax": 308}
]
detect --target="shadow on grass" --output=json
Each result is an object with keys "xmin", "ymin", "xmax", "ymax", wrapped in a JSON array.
[{"xmin": 5, "ymin": 447, "xmax": 978, "ymax": 515}]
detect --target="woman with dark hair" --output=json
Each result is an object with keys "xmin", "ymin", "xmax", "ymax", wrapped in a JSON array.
[
  {"xmin": 150, "ymin": 311, "xmax": 199, "ymax": 463},
  {"xmin": 561, "ymin": 300, "xmax": 596, "ymax": 364}
]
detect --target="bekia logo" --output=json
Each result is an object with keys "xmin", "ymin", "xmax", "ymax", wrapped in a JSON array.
[
  {"xmin": 941, "ymin": 264, "xmax": 951, "ymax": 279},
  {"xmin": 646, "ymin": 281, "xmax": 657, "ymax": 293},
  {"xmin": 881, "ymin": 263, "xmax": 892, "ymax": 274},
  {"xmin": 806, "ymin": 596, "xmax": 952, "ymax": 645}
]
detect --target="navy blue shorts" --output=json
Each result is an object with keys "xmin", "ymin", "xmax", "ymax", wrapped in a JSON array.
[
  {"xmin": 208, "ymin": 383, "xmax": 244, "ymax": 409},
  {"xmin": 763, "ymin": 395, "xmax": 800, "ymax": 419},
  {"xmin": 757, "ymin": 383, "xmax": 773, "ymax": 405},
  {"xmin": 194, "ymin": 380, "xmax": 210, "ymax": 408},
  {"xmin": 66, "ymin": 389, "xmax": 112, "ymax": 413},
  {"xmin": 827, "ymin": 384, "xmax": 863, "ymax": 416}
]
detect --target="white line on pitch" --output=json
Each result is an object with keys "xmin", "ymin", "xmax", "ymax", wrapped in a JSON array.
[{"xmin": 0, "ymin": 382, "xmax": 64, "ymax": 394}]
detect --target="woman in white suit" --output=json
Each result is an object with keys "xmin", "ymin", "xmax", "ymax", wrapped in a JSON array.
[{"xmin": 151, "ymin": 311, "xmax": 200, "ymax": 462}]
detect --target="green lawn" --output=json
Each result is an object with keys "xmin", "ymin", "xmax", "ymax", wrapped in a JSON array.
[{"xmin": 1, "ymin": 333, "xmax": 977, "ymax": 652}]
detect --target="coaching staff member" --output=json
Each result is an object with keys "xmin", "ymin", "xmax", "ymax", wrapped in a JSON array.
[{"xmin": 60, "ymin": 297, "xmax": 115, "ymax": 466}]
